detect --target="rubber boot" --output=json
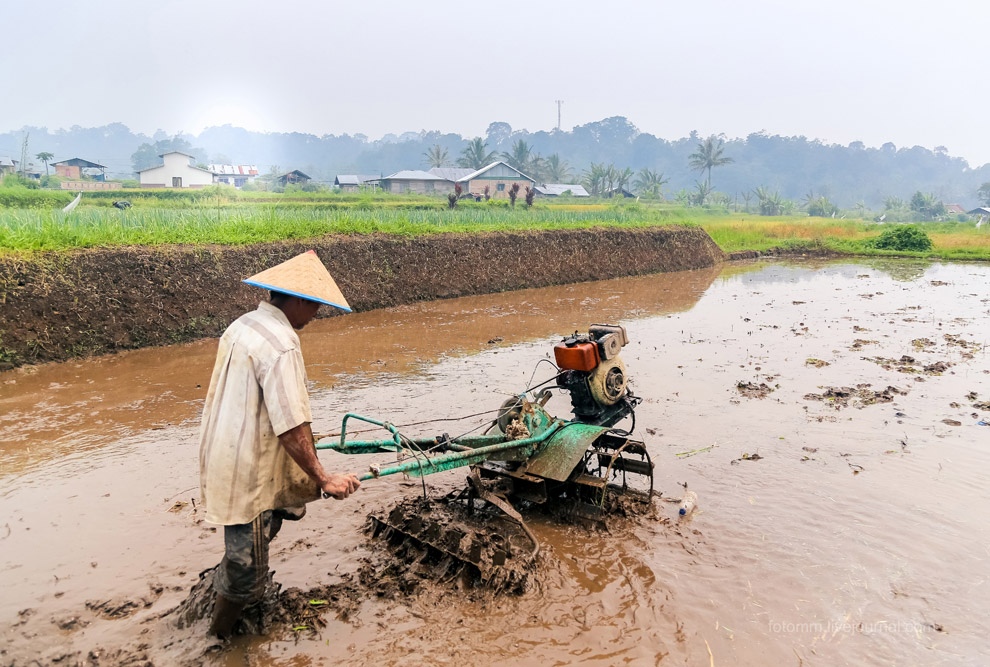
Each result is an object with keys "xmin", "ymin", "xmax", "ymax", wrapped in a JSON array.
[{"xmin": 209, "ymin": 594, "xmax": 246, "ymax": 639}]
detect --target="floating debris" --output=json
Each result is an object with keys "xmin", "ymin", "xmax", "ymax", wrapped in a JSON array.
[
  {"xmin": 736, "ymin": 381, "xmax": 774, "ymax": 399},
  {"xmin": 863, "ymin": 356, "xmax": 951, "ymax": 376},
  {"xmin": 944, "ymin": 334, "xmax": 982, "ymax": 351},
  {"xmin": 804, "ymin": 385, "xmax": 907, "ymax": 409}
]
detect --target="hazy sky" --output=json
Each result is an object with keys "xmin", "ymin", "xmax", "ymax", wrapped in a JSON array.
[{"xmin": 4, "ymin": 0, "xmax": 989, "ymax": 164}]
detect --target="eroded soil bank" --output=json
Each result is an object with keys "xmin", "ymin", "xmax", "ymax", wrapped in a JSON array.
[
  {"xmin": 1, "ymin": 258, "xmax": 988, "ymax": 666},
  {"xmin": 0, "ymin": 226, "xmax": 723, "ymax": 368}
]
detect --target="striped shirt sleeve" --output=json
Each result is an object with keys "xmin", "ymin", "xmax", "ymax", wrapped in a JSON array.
[{"xmin": 262, "ymin": 347, "xmax": 312, "ymax": 436}]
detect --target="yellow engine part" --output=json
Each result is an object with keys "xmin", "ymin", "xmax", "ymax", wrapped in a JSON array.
[{"xmin": 588, "ymin": 356, "xmax": 627, "ymax": 406}]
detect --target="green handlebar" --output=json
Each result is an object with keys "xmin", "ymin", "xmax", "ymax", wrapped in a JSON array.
[
  {"xmin": 338, "ymin": 413, "xmax": 402, "ymax": 451},
  {"xmin": 317, "ymin": 409, "xmax": 562, "ymax": 482},
  {"xmin": 350, "ymin": 426, "xmax": 559, "ymax": 481}
]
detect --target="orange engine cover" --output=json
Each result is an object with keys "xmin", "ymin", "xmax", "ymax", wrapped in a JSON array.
[{"xmin": 554, "ymin": 342, "xmax": 600, "ymax": 372}]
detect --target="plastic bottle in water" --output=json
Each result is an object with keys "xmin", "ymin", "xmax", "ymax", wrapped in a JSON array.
[{"xmin": 679, "ymin": 490, "xmax": 698, "ymax": 516}]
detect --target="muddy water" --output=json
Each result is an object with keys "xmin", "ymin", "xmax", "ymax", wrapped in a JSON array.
[{"xmin": 2, "ymin": 259, "xmax": 989, "ymax": 666}]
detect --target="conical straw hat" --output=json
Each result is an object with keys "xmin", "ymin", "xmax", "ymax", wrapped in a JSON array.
[{"xmin": 243, "ymin": 250, "xmax": 351, "ymax": 312}]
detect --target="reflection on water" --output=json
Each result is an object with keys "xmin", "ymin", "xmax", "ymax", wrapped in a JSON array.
[
  {"xmin": 858, "ymin": 257, "xmax": 934, "ymax": 282},
  {"xmin": 0, "ymin": 265, "xmax": 722, "ymax": 477}
]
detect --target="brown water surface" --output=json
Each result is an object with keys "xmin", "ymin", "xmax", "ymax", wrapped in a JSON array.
[{"xmin": 1, "ymin": 259, "xmax": 988, "ymax": 666}]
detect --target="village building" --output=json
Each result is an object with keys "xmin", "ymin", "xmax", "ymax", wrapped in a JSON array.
[
  {"xmin": 52, "ymin": 158, "xmax": 107, "ymax": 181},
  {"xmin": 604, "ymin": 186, "xmax": 636, "ymax": 198},
  {"xmin": 967, "ymin": 206, "xmax": 990, "ymax": 216},
  {"xmin": 334, "ymin": 174, "xmax": 380, "ymax": 192},
  {"xmin": 209, "ymin": 164, "xmax": 259, "ymax": 188},
  {"xmin": 380, "ymin": 170, "xmax": 454, "ymax": 194},
  {"xmin": 455, "ymin": 161, "xmax": 535, "ymax": 199},
  {"xmin": 138, "ymin": 152, "xmax": 215, "ymax": 188},
  {"xmin": 944, "ymin": 204, "xmax": 965, "ymax": 215},
  {"xmin": 428, "ymin": 167, "xmax": 475, "ymax": 181},
  {"xmin": 535, "ymin": 183, "xmax": 590, "ymax": 198},
  {"xmin": 60, "ymin": 180, "xmax": 122, "ymax": 190},
  {"xmin": 0, "ymin": 156, "xmax": 18, "ymax": 176},
  {"xmin": 277, "ymin": 170, "xmax": 312, "ymax": 187}
]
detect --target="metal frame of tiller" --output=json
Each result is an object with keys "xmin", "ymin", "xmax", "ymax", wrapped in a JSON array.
[
  {"xmin": 314, "ymin": 326, "xmax": 655, "ymax": 582},
  {"xmin": 315, "ymin": 392, "xmax": 653, "ymax": 534}
]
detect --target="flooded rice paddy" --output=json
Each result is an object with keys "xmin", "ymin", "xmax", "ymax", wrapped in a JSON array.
[{"xmin": 1, "ymin": 258, "xmax": 988, "ymax": 666}]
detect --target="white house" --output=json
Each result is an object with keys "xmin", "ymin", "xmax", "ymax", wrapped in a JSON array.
[
  {"xmin": 209, "ymin": 164, "xmax": 259, "ymax": 188},
  {"xmin": 138, "ymin": 152, "xmax": 215, "ymax": 188}
]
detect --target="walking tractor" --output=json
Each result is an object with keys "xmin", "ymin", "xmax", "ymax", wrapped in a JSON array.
[{"xmin": 315, "ymin": 324, "xmax": 655, "ymax": 590}]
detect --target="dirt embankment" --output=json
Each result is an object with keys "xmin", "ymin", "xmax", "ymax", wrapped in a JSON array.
[
  {"xmin": 0, "ymin": 226, "xmax": 724, "ymax": 368},
  {"xmin": 726, "ymin": 244, "xmax": 840, "ymax": 261}
]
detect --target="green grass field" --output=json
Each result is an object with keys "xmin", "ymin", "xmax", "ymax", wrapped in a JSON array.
[
  {"xmin": 0, "ymin": 187, "xmax": 988, "ymax": 260},
  {"xmin": 0, "ymin": 202, "xmax": 693, "ymax": 250},
  {"xmin": 700, "ymin": 217, "xmax": 990, "ymax": 260}
]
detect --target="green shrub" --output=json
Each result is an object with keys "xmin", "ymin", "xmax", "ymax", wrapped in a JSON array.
[
  {"xmin": 1, "ymin": 174, "xmax": 40, "ymax": 189},
  {"xmin": 869, "ymin": 225, "xmax": 933, "ymax": 251},
  {"xmin": 0, "ymin": 187, "xmax": 73, "ymax": 208},
  {"xmin": 807, "ymin": 196, "xmax": 838, "ymax": 217}
]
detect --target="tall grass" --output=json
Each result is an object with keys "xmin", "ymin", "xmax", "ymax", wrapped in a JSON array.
[
  {"xmin": 1, "ymin": 202, "xmax": 987, "ymax": 260},
  {"xmin": 702, "ymin": 215, "xmax": 990, "ymax": 260},
  {"xmin": 0, "ymin": 205, "xmax": 688, "ymax": 251},
  {"xmin": 702, "ymin": 216, "xmax": 875, "ymax": 250},
  {"xmin": 0, "ymin": 188, "xmax": 75, "ymax": 208}
]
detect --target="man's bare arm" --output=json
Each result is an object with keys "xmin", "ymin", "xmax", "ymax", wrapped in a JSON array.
[{"xmin": 278, "ymin": 422, "xmax": 361, "ymax": 499}]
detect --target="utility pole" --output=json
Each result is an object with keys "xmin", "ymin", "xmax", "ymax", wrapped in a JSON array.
[
  {"xmin": 555, "ymin": 100, "xmax": 563, "ymax": 131},
  {"xmin": 19, "ymin": 132, "xmax": 29, "ymax": 178}
]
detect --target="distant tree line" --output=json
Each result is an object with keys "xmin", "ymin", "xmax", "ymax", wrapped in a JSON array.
[{"xmin": 5, "ymin": 118, "xmax": 990, "ymax": 209}]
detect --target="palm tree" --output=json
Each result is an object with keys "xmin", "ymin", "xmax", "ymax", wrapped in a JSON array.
[
  {"xmin": 601, "ymin": 164, "xmax": 619, "ymax": 196},
  {"xmin": 544, "ymin": 154, "xmax": 571, "ymax": 183},
  {"xmin": 526, "ymin": 153, "xmax": 547, "ymax": 183},
  {"xmin": 884, "ymin": 196, "xmax": 904, "ymax": 210},
  {"xmin": 458, "ymin": 138, "xmax": 496, "ymax": 170},
  {"xmin": 633, "ymin": 168, "xmax": 669, "ymax": 198},
  {"xmin": 501, "ymin": 139, "xmax": 532, "ymax": 173},
  {"xmin": 688, "ymin": 135, "xmax": 734, "ymax": 188},
  {"xmin": 692, "ymin": 180, "xmax": 713, "ymax": 206},
  {"xmin": 36, "ymin": 152, "xmax": 54, "ymax": 177},
  {"xmin": 808, "ymin": 196, "xmax": 837, "ymax": 217},
  {"xmin": 422, "ymin": 145, "xmax": 448, "ymax": 168},
  {"xmin": 753, "ymin": 186, "xmax": 783, "ymax": 216},
  {"xmin": 741, "ymin": 191, "xmax": 753, "ymax": 213},
  {"xmin": 582, "ymin": 162, "xmax": 606, "ymax": 196},
  {"xmin": 909, "ymin": 191, "xmax": 949, "ymax": 220},
  {"xmin": 615, "ymin": 167, "xmax": 634, "ymax": 195}
]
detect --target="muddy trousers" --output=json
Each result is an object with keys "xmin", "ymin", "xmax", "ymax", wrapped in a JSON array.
[{"xmin": 214, "ymin": 508, "xmax": 303, "ymax": 603}]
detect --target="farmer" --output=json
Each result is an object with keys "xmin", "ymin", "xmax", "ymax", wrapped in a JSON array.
[{"xmin": 198, "ymin": 250, "xmax": 361, "ymax": 638}]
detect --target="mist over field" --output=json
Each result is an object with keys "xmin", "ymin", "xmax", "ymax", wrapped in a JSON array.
[
  {"xmin": 2, "ymin": 119, "xmax": 987, "ymax": 209},
  {"xmin": 3, "ymin": 1, "xmax": 990, "ymax": 209}
]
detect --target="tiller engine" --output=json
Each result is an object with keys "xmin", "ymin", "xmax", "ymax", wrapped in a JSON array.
[{"xmin": 316, "ymin": 324, "xmax": 653, "ymax": 591}]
